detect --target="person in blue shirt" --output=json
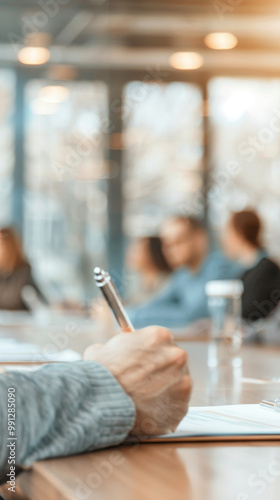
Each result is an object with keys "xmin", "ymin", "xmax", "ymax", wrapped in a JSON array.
[{"xmin": 129, "ymin": 216, "xmax": 242, "ymax": 328}]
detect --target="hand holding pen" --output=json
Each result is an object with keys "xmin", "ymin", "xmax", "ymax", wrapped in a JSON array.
[
  {"xmin": 91, "ymin": 266, "xmax": 192, "ymax": 434},
  {"xmin": 94, "ymin": 267, "xmax": 134, "ymax": 333}
]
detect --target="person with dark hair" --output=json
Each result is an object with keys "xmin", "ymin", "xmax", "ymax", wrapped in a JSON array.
[
  {"xmin": 224, "ymin": 210, "xmax": 280, "ymax": 321},
  {"xmin": 126, "ymin": 236, "xmax": 171, "ymax": 306},
  {"xmin": 129, "ymin": 216, "xmax": 241, "ymax": 328},
  {"xmin": 0, "ymin": 227, "xmax": 44, "ymax": 311},
  {"xmin": 223, "ymin": 210, "xmax": 265, "ymax": 267}
]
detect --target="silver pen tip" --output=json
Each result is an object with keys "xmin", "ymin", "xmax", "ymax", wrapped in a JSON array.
[{"xmin": 94, "ymin": 267, "xmax": 108, "ymax": 286}]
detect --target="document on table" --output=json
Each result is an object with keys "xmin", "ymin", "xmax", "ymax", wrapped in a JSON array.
[
  {"xmin": 0, "ymin": 338, "xmax": 81, "ymax": 363},
  {"xmin": 142, "ymin": 405, "xmax": 280, "ymax": 443}
]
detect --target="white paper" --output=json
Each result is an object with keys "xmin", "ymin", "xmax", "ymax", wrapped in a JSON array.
[
  {"xmin": 171, "ymin": 404, "xmax": 280, "ymax": 438},
  {"xmin": 0, "ymin": 338, "xmax": 81, "ymax": 362}
]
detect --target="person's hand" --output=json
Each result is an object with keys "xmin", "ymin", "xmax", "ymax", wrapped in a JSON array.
[{"xmin": 84, "ymin": 326, "xmax": 192, "ymax": 436}]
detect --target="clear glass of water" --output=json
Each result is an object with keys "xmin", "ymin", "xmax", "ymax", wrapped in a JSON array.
[{"xmin": 205, "ymin": 280, "xmax": 244, "ymax": 368}]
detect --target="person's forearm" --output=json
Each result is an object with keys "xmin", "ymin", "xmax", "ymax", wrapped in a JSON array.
[
  {"xmin": 130, "ymin": 302, "xmax": 192, "ymax": 328},
  {"xmin": 0, "ymin": 362, "xmax": 135, "ymax": 469},
  {"xmin": 130, "ymin": 294, "xmax": 210, "ymax": 328},
  {"xmin": 128, "ymin": 285, "xmax": 180, "ymax": 328}
]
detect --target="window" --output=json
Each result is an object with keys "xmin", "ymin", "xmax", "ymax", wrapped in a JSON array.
[
  {"xmin": 24, "ymin": 80, "xmax": 108, "ymax": 301},
  {"xmin": 209, "ymin": 77, "xmax": 280, "ymax": 257},
  {"xmin": 123, "ymin": 81, "xmax": 204, "ymax": 237},
  {"xmin": 0, "ymin": 70, "xmax": 15, "ymax": 226}
]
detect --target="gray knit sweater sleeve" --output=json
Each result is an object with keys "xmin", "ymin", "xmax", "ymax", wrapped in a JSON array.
[{"xmin": 0, "ymin": 362, "xmax": 135, "ymax": 469}]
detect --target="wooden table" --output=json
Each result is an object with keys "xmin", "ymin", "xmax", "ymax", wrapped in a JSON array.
[{"xmin": 5, "ymin": 341, "xmax": 279, "ymax": 500}]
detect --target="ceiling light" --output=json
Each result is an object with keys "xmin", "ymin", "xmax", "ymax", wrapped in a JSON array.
[
  {"xmin": 39, "ymin": 86, "xmax": 70, "ymax": 104},
  {"xmin": 18, "ymin": 47, "xmax": 50, "ymax": 65},
  {"xmin": 204, "ymin": 32, "xmax": 238, "ymax": 50},
  {"xmin": 169, "ymin": 52, "xmax": 204, "ymax": 70}
]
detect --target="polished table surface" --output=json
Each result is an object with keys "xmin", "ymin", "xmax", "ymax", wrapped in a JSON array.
[{"xmin": 1, "ymin": 336, "xmax": 277, "ymax": 500}]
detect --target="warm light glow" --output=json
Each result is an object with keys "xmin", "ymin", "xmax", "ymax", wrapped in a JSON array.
[
  {"xmin": 18, "ymin": 47, "xmax": 50, "ymax": 65},
  {"xmin": 39, "ymin": 86, "xmax": 70, "ymax": 104},
  {"xmin": 169, "ymin": 52, "xmax": 204, "ymax": 70},
  {"xmin": 204, "ymin": 32, "xmax": 238, "ymax": 50}
]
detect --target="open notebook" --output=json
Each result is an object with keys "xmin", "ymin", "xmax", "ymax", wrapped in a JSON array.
[{"xmin": 141, "ymin": 404, "xmax": 280, "ymax": 443}]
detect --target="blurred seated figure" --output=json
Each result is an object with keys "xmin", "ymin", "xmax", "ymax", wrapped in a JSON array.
[
  {"xmin": 125, "ymin": 236, "xmax": 172, "ymax": 306},
  {"xmin": 129, "ymin": 216, "xmax": 241, "ymax": 328},
  {"xmin": 223, "ymin": 210, "xmax": 280, "ymax": 322},
  {"xmin": 223, "ymin": 209, "xmax": 266, "ymax": 268},
  {"xmin": 0, "ymin": 227, "xmax": 43, "ymax": 311}
]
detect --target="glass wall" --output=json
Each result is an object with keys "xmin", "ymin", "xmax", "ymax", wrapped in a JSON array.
[
  {"xmin": 0, "ymin": 70, "xmax": 15, "ymax": 226},
  {"xmin": 24, "ymin": 80, "xmax": 108, "ymax": 302},
  {"xmin": 122, "ymin": 81, "xmax": 204, "ymax": 237},
  {"xmin": 2, "ymin": 72, "xmax": 280, "ymax": 298},
  {"xmin": 209, "ymin": 77, "xmax": 280, "ymax": 258}
]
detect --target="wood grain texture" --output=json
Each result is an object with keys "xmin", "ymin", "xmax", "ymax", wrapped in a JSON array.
[{"xmin": 16, "ymin": 342, "xmax": 280, "ymax": 500}]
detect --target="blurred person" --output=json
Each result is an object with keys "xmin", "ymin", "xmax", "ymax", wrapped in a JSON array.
[
  {"xmin": 223, "ymin": 210, "xmax": 266, "ymax": 268},
  {"xmin": 0, "ymin": 326, "xmax": 192, "ymax": 472},
  {"xmin": 0, "ymin": 227, "xmax": 43, "ymax": 311},
  {"xmin": 90, "ymin": 237, "xmax": 171, "ymax": 331},
  {"xmin": 129, "ymin": 216, "xmax": 242, "ymax": 328},
  {"xmin": 126, "ymin": 236, "xmax": 172, "ymax": 306},
  {"xmin": 224, "ymin": 210, "xmax": 280, "ymax": 321}
]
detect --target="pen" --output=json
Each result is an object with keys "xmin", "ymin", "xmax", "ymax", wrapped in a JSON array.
[
  {"xmin": 260, "ymin": 398, "xmax": 280, "ymax": 412},
  {"xmin": 94, "ymin": 267, "xmax": 134, "ymax": 333}
]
